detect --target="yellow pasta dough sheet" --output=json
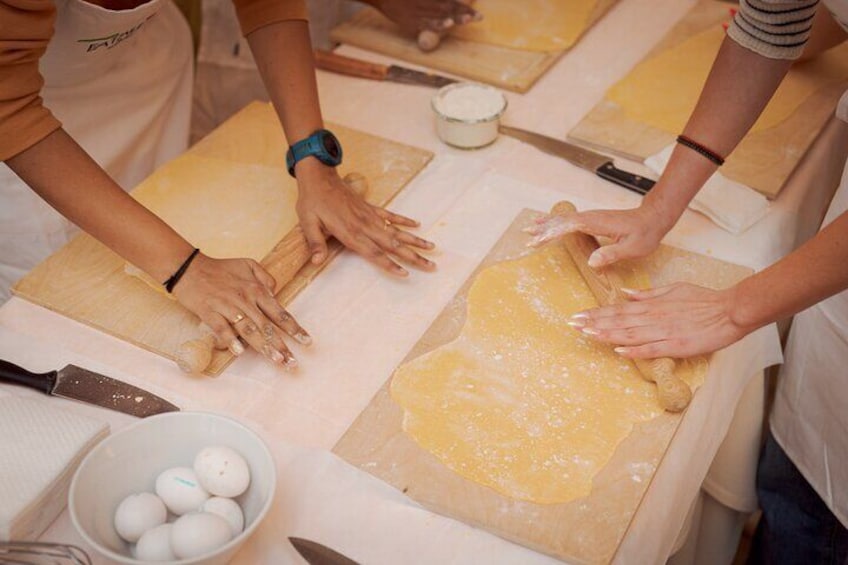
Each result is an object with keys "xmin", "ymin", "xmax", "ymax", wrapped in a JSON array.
[
  {"xmin": 452, "ymin": 0, "xmax": 601, "ymax": 52},
  {"xmin": 607, "ymin": 26, "xmax": 848, "ymax": 135},
  {"xmin": 391, "ymin": 243, "xmax": 705, "ymax": 504}
]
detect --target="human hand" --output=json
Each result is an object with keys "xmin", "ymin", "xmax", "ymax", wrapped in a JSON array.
[
  {"xmin": 295, "ymin": 160, "xmax": 436, "ymax": 276},
  {"xmin": 173, "ymin": 254, "xmax": 311, "ymax": 369},
  {"xmin": 376, "ymin": 0, "xmax": 481, "ymax": 35},
  {"xmin": 568, "ymin": 283, "xmax": 753, "ymax": 358},
  {"xmin": 526, "ymin": 203, "xmax": 675, "ymax": 268}
]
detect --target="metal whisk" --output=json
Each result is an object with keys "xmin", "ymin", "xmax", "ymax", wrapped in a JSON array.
[{"xmin": 0, "ymin": 542, "xmax": 91, "ymax": 565}]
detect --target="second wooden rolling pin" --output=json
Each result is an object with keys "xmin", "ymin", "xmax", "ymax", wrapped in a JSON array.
[
  {"xmin": 176, "ymin": 173, "xmax": 369, "ymax": 374},
  {"xmin": 552, "ymin": 201, "xmax": 692, "ymax": 413}
]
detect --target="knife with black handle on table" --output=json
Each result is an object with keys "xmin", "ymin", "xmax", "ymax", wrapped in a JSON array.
[
  {"xmin": 0, "ymin": 359, "xmax": 179, "ymax": 417},
  {"xmin": 498, "ymin": 125, "xmax": 656, "ymax": 196}
]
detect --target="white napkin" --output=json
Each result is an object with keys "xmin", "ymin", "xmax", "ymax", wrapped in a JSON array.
[
  {"xmin": 0, "ymin": 396, "xmax": 109, "ymax": 541},
  {"xmin": 645, "ymin": 145, "xmax": 769, "ymax": 234}
]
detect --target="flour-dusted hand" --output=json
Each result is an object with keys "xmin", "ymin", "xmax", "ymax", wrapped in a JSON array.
[
  {"xmin": 376, "ymin": 0, "xmax": 481, "ymax": 35},
  {"xmin": 172, "ymin": 254, "xmax": 311, "ymax": 369},
  {"xmin": 569, "ymin": 283, "xmax": 752, "ymax": 359},
  {"xmin": 527, "ymin": 203, "xmax": 674, "ymax": 268},
  {"xmin": 294, "ymin": 160, "xmax": 436, "ymax": 276}
]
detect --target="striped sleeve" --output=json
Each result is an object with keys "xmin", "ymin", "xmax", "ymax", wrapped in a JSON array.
[{"xmin": 727, "ymin": 0, "xmax": 820, "ymax": 59}]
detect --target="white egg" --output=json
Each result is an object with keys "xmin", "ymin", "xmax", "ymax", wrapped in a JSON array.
[
  {"xmin": 193, "ymin": 446, "xmax": 250, "ymax": 498},
  {"xmin": 201, "ymin": 497, "xmax": 244, "ymax": 536},
  {"xmin": 170, "ymin": 512, "xmax": 233, "ymax": 559},
  {"xmin": 155, "ymin": 467, "xmax": 210, "ymax": 515},
  {"xmin": 113, "ymin": 492, "xmax": 167, "ymax": 543},
  {"xmin": 135, "ymin": 523, "xmax": 176, "ymax": 562}
]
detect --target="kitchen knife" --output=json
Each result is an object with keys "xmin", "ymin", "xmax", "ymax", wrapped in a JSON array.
[
  {"xmin": 0, "ymin": 359, "xmax": 179, "ymax": 418},
  {"xmin": 498, "ymin": 125, "xmax": 656, "ymax": 195},
  {"xmin": 313, "ymin": 50, "xmax": 456, "ymax": 88},
  {"xmin": 289, "ymin": 537, "xmax": 359, "ymax": 565}
]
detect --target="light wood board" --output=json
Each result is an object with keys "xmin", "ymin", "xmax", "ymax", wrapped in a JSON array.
[
  {"xmin": 12, "ymin": 102, "xmax": 433, "ymax": 375},
  {"xmin": 568, "ymin": 0, "xmax": 848, "ymax": 199},
  {"xmin": 329, "ymin": 2, "xmax": 618, "ymax": 93},
  {"xmin": 333, "ymin": 208, "xmax": 751, "ymax": 564}
]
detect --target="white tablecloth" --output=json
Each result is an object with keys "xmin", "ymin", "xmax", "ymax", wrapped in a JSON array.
[{"xmin": 3, "ymin": 0, "xmax": 844, "ymax": 562}]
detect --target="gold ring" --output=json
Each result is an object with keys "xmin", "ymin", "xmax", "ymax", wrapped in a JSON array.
[{"xmin": 231, "ymin": 313, "xmax": 245, "ymax": 325}]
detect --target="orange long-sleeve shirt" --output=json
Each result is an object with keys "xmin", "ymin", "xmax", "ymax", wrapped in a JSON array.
[{"xmin": 0, "ymin": 0, "xmax": 307, "ymax": 161}]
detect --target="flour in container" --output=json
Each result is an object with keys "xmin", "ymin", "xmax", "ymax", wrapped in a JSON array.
[
  {"xmin": 432, "ymin": 83, "xmax": 507, "ymax": 148},
  {"xmin": 434, "ymin": 83, "xmax": 506, "ymax": 121}
]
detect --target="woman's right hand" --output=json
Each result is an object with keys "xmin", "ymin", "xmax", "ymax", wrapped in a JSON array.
[
  {"xmin": 172, "ymin": 253, "xmax": 311, "ymax": 369},
  {"xmin": 526, "ymin": 202, "xmax": 676, "ymax": 268}
]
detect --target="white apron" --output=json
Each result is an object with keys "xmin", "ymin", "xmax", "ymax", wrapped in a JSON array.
[
  {"xmin": 770, "ymin": 90, "xmax": 848, "ymax": 527},
  {"xmin": 0, "ymin": 0, "xmax": 193, "ymax": 300}
]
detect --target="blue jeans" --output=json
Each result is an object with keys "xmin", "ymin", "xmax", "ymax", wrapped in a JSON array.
[{"xmin": 748, "ymin": 431, "xmax": 848, "ymax": 565}]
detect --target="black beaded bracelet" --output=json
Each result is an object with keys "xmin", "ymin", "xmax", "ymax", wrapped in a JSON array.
[
  {"xmin": 676, "ymin": 135, "xmax": 725, "ymax": 166},
  {"xmin": 163, "ymin": 248, "xmax": 200, "ymax": 293}
]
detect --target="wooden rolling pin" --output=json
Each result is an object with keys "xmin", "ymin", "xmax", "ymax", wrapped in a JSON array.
[
  {"xmin": 417, "ymin": 0, "xmax": 476, "ymax": 52},
  {"xmin": 176, "ymin": 173, "xmax": 369, "ymax": 374},
  {"xmin": 551, "ymin": 201, "xmax": 692, "ymax": 413}
]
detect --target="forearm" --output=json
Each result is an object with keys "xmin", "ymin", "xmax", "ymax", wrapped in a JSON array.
[
  {"xmin": 731, "ymin": 212, "xmax": 848, "ymax": 331},
  {"xmin": 246, "ymin": 20, "xmax": 323, "ymax": 146},
  {"xmin": 645, "ymin": 38, "xmax": 793, "ymax": 222},
  {"xmin": 6, "ymin": 129, "xmax": 194, "ymax": 282}
]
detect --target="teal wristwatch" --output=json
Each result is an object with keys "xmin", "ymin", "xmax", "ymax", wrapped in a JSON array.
[{"xmin": 285, "ymin": 129, "xmax": 343, "ymax": 177}]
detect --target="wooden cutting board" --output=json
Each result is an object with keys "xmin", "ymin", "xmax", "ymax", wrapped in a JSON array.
[
  {"xmin": 568, "ymin": 0, "xmax": 848, "ymax": 199},
  {"xmin": 333, "ymin": 208, "xmax": 751, "ymax": 564},
  {"xmin": 12, "ymin": 102, "xmax": 433, "ymax": 375},
  {"xmin": 329, "ymin": 1, "xmax": 618, "ymax": 93}
]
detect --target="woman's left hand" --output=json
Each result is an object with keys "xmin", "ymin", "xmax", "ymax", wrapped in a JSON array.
[
  {"xmin": 294, "ymin": 160, "xmax": 436, "ymax": 276},
  {"xmin": 569, "ymin": 283, "xmax": 753, "ymax": 358}
]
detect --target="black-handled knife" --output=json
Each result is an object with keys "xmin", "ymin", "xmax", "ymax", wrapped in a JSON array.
[
  {"xmin": 0, "ymin": 359, "xmax": 179, "ymax": 418},
  {"xmin": 498, "ymin": 125, "xmax": 656, "ymax": 195}
]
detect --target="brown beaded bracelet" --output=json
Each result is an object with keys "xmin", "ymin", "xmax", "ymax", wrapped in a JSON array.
[
  {"xmin": 676, "ymin": 135, "xmax": 725, "ymax": 166},
  {"xmin": 163, "ymin": 248, "xmax": 200, "ymax": 293}
]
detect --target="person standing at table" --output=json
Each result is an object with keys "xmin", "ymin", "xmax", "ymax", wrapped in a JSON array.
[
  {"xmin": 0, "ymin": 0, "xmax": 438, "ymax": 367},
  {"xmin": 191, "ymin": 0, "xmax": 480, "ymax": 142},
  {"xmin": 530, "ymin": 1, "xmax": 848, "ymax": 562}
]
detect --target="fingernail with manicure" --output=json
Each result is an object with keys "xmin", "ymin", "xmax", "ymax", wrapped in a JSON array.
[
  {"xmin": 581, "ymin": 327, "xmax": 600, "ymax": 336},
  {"xmin": 614, "ymin": 346, "xmax": 630, "ymax": 354},
  {"xmin": 567, "ymin": 320, "xmax": 585, "ymax": 328},
  {"xmin": 621, "ymin": 287, "xmax": 639, "ymax": 296},
  {"xmin": 296, "ymin": 333, "xmax": 312, "ymax": 345},
  {"xmin": 230, "ymin": 339, "xmax": 244, "ymax": 356},
  {"xmin": 571, "ymin": 312, "xmax": 589, "ymax": 319},
  {"xmin": 587, "ymin": 251, "xmax": 604, "ymax": 268},
  {"xmin": 284, "ymin": 357, "xmax": 299, "ymax": 370}
]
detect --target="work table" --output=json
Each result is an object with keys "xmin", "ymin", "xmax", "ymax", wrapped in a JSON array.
[{"xmin": 2, "ymin": 0, "xmax": 844, "ymax": 562}]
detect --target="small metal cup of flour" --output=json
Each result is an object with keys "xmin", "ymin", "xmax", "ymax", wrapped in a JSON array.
[{"xmin": 432, "ymin": 82, "xmax": 507, "ymax": 149}]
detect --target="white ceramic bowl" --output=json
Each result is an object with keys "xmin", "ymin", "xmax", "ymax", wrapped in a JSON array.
[
  {"xmin": 69, "ymin": 412, "xmax": 275, "ymax": 565},
  {"xmin": 432, "ymin": 82, "xmax": 507, "ymax": 149}
]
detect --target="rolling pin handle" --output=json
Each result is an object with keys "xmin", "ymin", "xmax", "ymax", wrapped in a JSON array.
[{"xmin": 176, "ymin": 332, "xmax": 215, "ymax": 374}]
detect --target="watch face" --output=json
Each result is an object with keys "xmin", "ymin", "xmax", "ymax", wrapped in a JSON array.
[{"xmin": 321, "ymin": 132, "xmax": 341, "ymax": 160}]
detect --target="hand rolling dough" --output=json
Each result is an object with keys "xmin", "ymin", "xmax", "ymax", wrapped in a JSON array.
[{"xmin": 391, "ymin": 244, "xmax": 706, "ymax": 504}]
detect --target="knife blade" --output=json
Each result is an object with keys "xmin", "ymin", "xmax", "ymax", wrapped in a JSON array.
[
  {"xmin": 498, "ymin": 125, "xmax": 656, "ymax": 195},
  {"xmin": 313, "ymin": 50, "xmax": 455, "ymax": 88},
  {"xmin": 289, "ymin": 537, "xmax": 359, "ymax": 565},
  {"xmin": 0, "ymin": 359, "xmax": 179, "ymax": 418}
]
